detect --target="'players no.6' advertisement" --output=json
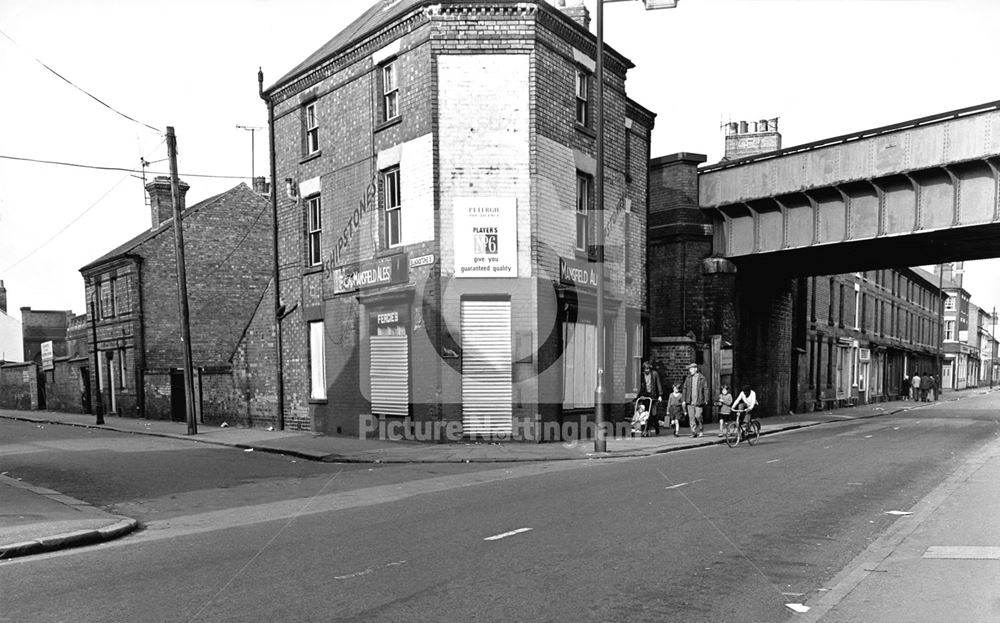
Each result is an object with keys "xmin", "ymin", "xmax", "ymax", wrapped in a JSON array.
[{"xmin": 453, "ymin": 196, "xmax": 518, "ymax": 278}]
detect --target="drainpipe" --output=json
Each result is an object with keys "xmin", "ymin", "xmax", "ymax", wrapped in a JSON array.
[{"xmin": 260, "ymin": 68, "xmax": 285, "ymax": 430}]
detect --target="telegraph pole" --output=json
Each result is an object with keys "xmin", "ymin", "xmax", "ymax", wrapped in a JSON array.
[
  {"xmin": 167, "ymin": 127, "xmax": 198, "ymax": 435},
  {"xmin": 89, "ymin": 297, "xmax": 104, "ymax": 425}
]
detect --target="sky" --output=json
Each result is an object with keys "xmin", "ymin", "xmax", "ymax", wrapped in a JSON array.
[{"xmin": 1, "ymin": 0, "xmax": 998, "ymax": 326}]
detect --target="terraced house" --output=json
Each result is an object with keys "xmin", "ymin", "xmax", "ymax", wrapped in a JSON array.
[{"xmin": 261, "ymin": 0, "xmax": 655, "ymax": 439}]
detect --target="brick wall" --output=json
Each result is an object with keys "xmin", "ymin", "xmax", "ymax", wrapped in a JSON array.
[{"xmin": 0, "ymin": 362, "xmax": 38, "ymax": 409}]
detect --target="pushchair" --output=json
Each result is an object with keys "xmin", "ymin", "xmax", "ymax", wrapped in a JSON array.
[{"xmin": 631, "ymin": 396, "xmax": 653, "ymax": 437}]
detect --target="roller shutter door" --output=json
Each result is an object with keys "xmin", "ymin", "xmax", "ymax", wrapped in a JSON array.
[
  {"xmin": 370, "ymin": 335, "xmax": 409, "ymax": 416},
  {"xmin": 461, "ymin": 300, "xmax": 512, "ymax": 435}
]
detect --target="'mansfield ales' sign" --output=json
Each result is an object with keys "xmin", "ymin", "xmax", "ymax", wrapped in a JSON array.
[{"xmin": 332, "ymin": 254, "xmax": 408, "ymax": 294}]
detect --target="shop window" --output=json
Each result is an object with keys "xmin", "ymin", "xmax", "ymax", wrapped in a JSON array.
[
  {"xmin": 381, "ymin": 60, "xmax": 399, "ymax": 122},
  {"xmin": 305, "ymin": 103, "xmax": 319, "ymax": 155},
  {"xmin": 309, "ymin": 321, "xmax": 326, "ymax": 400},
  {"xmin": 575, "ymin": 172, "xmax": 591, "ymax": 253},
  {"xmin": 382, "ymin": 166, "xmax": 401, "ymax": 248},
  {"xmin": 575, "ymin": 69, "xmax": 589, "ymax": 127},
  {"xmin": 306, "ymin": 195, "xmax": 322, "ymax": 267}
]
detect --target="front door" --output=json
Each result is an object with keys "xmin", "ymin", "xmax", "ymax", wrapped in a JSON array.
[{"xmin": 170, "ymin": 371, "xmax": 186, "ymax": 422}]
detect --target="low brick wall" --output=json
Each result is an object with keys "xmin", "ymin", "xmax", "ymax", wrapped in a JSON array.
[{"xmin": 0, "ymin": 362, "xmax": 39, "ymax": 410}]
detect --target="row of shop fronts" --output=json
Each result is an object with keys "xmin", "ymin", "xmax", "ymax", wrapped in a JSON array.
[{"xmin": 300, "ymin": 250, "xmax": 646, "ymax": 440}]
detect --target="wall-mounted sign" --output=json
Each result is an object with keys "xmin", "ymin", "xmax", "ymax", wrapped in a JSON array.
[
  {"xmin": 559, "ymin": 257, "xmax": 599, "ymax": 290},
  {"xmin": 453, "ymin": 197, "xmax": 517, "ymax": 278},
  {"xmin": 409, "ymin": 254, "xmax": 435, "ymax": 268},
  {"xmin": 40, "ymin": 341, "xmax": 54, "ymax": 372},
  {"xmin": 332, "ymin": 254, "xmax": 408, "ymax": 295},
  {"xmin": 377, "ymin": 311, "xmax": 400, "ymax": 326},
  {"xmin": 720, "ymin": 348, "xmax": 733, "ymax": 374}
]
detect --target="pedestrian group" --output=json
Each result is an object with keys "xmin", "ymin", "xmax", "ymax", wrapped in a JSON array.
[{"xmin": 633, "ymin": 360, "xmax": 756, "ymax": 438}]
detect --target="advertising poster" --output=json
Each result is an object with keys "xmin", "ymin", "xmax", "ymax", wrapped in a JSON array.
[{"xmin": 453, "ymin": 197, "xmax": 517, "ymax": 278}]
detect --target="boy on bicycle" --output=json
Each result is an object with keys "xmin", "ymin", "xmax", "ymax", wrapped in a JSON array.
[{"xmin": 731, "ymin": 383, "xmax": 758, "ymax": 428}]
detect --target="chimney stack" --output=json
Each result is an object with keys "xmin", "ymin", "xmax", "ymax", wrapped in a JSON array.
[
  {"xmin": 0, "ymin": 280, "xmax": 6, "ymax": 314},
  {"xmin": 551, "ymin": 0, "xmax": 590, "ymax": 29},
  {"xmin": 146, "ymin": 175, "xmax": 190, "ymax": 229},
  {"xmin": 722, "ymin": 117, "xmax": 782, "ymax": 161},
  {"xmin": 252, "ymin": 176, "xmax": 271, "ymax": 195}
]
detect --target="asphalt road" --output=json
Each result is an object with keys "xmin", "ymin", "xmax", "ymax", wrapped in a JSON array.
[{"xmin": 2, "ymin": 392, "xmax": 997, "ymax": 622}]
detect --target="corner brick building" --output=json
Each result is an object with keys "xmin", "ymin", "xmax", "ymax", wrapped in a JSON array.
[
  {"xmin": 261, "ymin": 0, "xmax": 654, "ymax": 439},
  {"xmin": 79, "ymin": 178, "xmax": 275, "ymax": 424}
]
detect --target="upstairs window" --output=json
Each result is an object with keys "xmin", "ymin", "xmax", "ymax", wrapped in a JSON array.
[
  {"xmin": 575, "ymin": 70, "xmax": 589, "ymax": 126},
  {"xmin": 382, "ymin": 167, "xmax": 401, "ymax": 248},
  {"xmin": 305, "ymin": 103, "xmax": 319, "ymax": 155},
  {"xmin": 945, "ymin": 296, "xmax": 955, "ymax": 311},
  {"xmin": 100, "ymin": 279, "xmax": 115, "ymax": 319},
  {"xmin": 306, "ymin": 195, "xmax": 322, "ymax": 267},
  {"xmin": 382, "ymin": 61, "xmax": 399, "ymax": 122},
  {"xmin": 575, "ymin": 172, "xmax": 591, "ymax": 252}
]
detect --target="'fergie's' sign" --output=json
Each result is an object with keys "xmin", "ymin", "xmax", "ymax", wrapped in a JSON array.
[
  {"xmin": 332, "ymin": 254, "xmax": 408, "ymax": 294},
  {"xmin": 559, "ymin": 257, "xmax": 599, "ymax": 290}
]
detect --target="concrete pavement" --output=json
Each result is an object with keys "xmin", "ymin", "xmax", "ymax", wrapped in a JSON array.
[
  {"xmin": 1, "ymin": 387, "xmax": 993, "ymax": 589},
  {"xmin": 0, "ymin": 474, "xmax": 137, "ymax": 560}
]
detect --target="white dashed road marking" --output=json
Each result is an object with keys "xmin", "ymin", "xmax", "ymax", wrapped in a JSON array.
[{"xmin": 484, "ymin": 528, "xmax": 532, "ymax": 541}]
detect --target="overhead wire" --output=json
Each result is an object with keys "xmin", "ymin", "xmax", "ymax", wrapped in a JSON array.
[
  {"xmin": 0, "ymin": 154, "xmax": 251, "ymax": 180},
  {"xmin": 0, "ymin": 173, "xmax": 132, "ymax": 274},
  {"xmin": 0, "ymin": 137, "xmax": 167, "ymax": 275},
  {"xmin": 0, "ymin": 27, "xmax": 162, "ymax": 134}
]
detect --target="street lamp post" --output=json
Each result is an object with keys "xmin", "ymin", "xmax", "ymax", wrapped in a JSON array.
[{"xmin": 594, "ymin": 0, "xmax": 679, "ymax": 453}]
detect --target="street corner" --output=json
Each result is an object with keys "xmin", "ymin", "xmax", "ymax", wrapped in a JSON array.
[{"xmin": 0, "ymin": 475, "xmax": 139, "ymax": 561}]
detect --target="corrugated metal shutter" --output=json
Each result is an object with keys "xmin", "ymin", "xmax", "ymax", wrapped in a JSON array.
[
  {"xmin": 461, "ymin": 300, "xmax": 512, "ymax": 435},
  {"xmin": 371, "ymin": 335, "xmax": 409, "ymax": 416}
]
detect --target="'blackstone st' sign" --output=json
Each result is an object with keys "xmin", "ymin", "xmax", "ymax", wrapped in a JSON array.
[{"xmin": 332, "ymin": 254, "xmax": 408, "ymax": 294}]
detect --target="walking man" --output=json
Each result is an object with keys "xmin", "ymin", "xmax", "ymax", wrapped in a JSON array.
[
  {"xmin": 910, "ymin": 372, "xmax": 921, "ymax": 402},
  {"xmin": 682, "ymin": 362, "xmax": 709, "ymax": 438}
]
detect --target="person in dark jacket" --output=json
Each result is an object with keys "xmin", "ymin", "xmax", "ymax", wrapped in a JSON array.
[
  {"xmin": 919, "ymin": 372, "xmax": 932, "ymax": 402},
  {"xmin": 681, "ymin": 362, "xmax": 709, "ymax": 438},
  {"xmin": 638, "ymin": 360, "xmax": 664, "ymax": 436}
]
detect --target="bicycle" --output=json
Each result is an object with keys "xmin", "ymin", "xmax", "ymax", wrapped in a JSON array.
[{"xmin": 724, "ymin": 406, "xmax": 760, "ymax": 447}]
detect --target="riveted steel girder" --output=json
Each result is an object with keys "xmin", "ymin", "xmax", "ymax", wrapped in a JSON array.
[{"xmin": 700, "ymin": 102, "xmax": 1000, "ymax": 269}]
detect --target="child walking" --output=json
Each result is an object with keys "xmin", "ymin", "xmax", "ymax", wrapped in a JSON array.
[
  {"xmin": 666, "ymin": 384, "xmax": 684, "ymax": 437},
  {"xmin": 716, "ymin": 385, "xmax": 733, "ymax": 437}
]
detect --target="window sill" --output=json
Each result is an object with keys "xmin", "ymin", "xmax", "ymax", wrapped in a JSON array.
[
  {"xmin": 300, "ymin": 151, "xmax": 322, "ymax": 165},
  {"xmin": 303, "ymin": 265, "xmax": 324, "ymax": 276},
  {"xmin": 308, "ymin": 398, "xmax": 328, "ymax": 405},
  {"xmin": 575, "ymin": 123, "xmax": 596, "ymax": 139},
  {"xmin": 375, "ymin": 116, "xmax": 402, "ymax": 133}
]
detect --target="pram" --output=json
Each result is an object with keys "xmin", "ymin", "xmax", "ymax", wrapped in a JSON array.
[{"xmin": 631, "ymin": 396, "xmax": 653, "ymax": 437}]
